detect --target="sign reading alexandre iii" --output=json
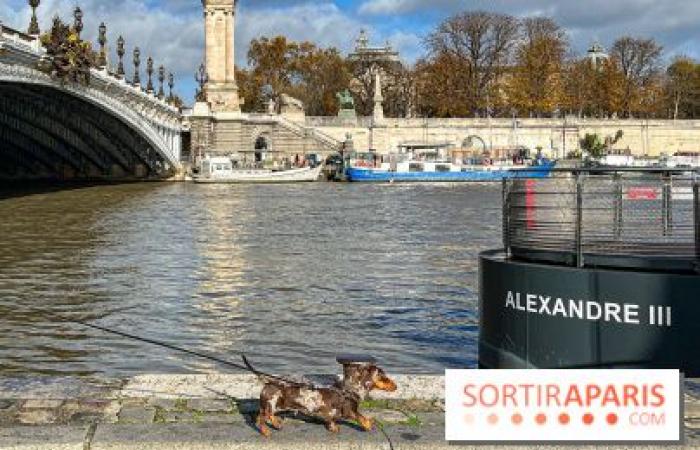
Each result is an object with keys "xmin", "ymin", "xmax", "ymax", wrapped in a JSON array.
[{"xmin": 505, "ymin": 291, "xmax": 673, "ymax": 327}]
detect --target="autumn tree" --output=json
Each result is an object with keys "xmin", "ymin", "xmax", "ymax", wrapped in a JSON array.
[
  {"xmin": 414, "ymin": 53, "xmax": 472, "ymax": 117},
  {"xmin": 424, "ymin": 11, "xmax": 519, "ymax": 117},
  {"xmin": 243, "ymin": 36, "xmax": 350, "ymax": 116},
  {"xmin": 290, "ymin": 43, "xmax": 351, "ymax": 116},
  {"xmin": 666, "ymin": 57, "xmax": 699, "ymax": 119},
  {"xmin": 235, "ymin": 67, "xmax": 265, "ymax": 113},
  {"xmin": 610, "ymin": 36, "xmax": 663, "ymax": 117},
  {"xmin": 247, "ymin": 36, "xmax": 296, "ymax": 105},
  {"xmin": 509, "ymin": 17, "xmax": 568, "ymax": 117},
  {"xmin": 563, "ymin": 57, "xmax": 596, "ymax": 117}
]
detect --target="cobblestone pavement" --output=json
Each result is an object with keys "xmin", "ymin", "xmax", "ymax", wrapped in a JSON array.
[{"xmin": 0, "ymin": 376, "xmax": 698, "ymax": 449}]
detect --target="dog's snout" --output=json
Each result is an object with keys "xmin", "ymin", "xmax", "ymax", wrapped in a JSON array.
[{"xmin": 376, "ymin": 377, "xmax": 398, "ymax": 392}]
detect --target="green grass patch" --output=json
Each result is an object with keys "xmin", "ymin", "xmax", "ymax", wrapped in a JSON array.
[
  {"xmin": 360, "ymin": 399, "xmax": 392, "ymax": 410},
  {"xmin": 153, "ymin": 407, "xmax": 166, "ymax": 424},
  {"xmin": 173, "ymin": 399, "xmax": 188, "ymax": 412},
  {"xmin": 400, "ymin": 414, "xmax": 422, "ymax": 428}
]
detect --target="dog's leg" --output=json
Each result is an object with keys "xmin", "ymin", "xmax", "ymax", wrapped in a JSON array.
[
  {"xmin": 357, "ymin": 414, "xmax": 374, "ymax": 432},
  {"xmin": 269, "ymin": 414, "xmax": 284, "ymax": 430},
  {"xmin": 325, "ymin": 420, "xmax": 340, "ymax": 433},
  {"xmin": 256, "ymin": 402, "xmax": 273, "ymax": 438}
]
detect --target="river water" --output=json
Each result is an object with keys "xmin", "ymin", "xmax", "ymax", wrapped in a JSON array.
[{"xmin": 0, "ymin": 182, "xmax": 501, "ymax": 377}]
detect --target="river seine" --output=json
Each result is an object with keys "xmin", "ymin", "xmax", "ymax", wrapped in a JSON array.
[{"xmin": 0, "ymin": 182, "xmax": 501, "ymax": 377}]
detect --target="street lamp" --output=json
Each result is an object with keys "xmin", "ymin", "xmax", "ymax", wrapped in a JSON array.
[
  {"xmin": 132, "ymin": 47, "xmax": 141, "ymax": 87},
  {"xmin": 116, "ymin": 36, "xmax": 125, "ymax": 79},
  {"xmin": 73, "ymin": 6, "xmax": 83, "ymax": 37},
  {"xmin": 98, "ymin": 22, "xmax": 107, "ymax": 68},
  {"xmin": 157, "ymin": 65, "xmax": 165, "ymax": 100},
  {"xmin": 146, "ymin": 56, "xmax": 154, "ymax": 93},
  {"xmin": 27, "ymin": 0, "xmax": 40, "ymax": 35}
]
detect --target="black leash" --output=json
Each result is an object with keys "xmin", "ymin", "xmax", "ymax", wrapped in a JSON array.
[
  {"xmin": 35, "ymin": 315, "xmax": 396, "ymax": 450},
  {"xmin": 69, "ymin": 318, "xmax": 313, "ymax": 388}
]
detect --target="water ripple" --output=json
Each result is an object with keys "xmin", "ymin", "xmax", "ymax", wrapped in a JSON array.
[{"xmin": 0, "ymin": 182, "xmax": 502, "ymax": 376}]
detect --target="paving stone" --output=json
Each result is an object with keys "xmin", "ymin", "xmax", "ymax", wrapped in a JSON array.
[
  {"xmin": 686, "ymin": 401, "xmax": 700, "ymax": 419},
  {"xmin": 187, "ymin": 398, "xmax": 233, "ymax": 412},
  {"xmin": 60, "ymin": 400, "xmax": 121, "ymax": 424},
  {"xmin": 118, "ymin": 407, "xmax": 156, "ymax": 424},
  {"xmin": 198, "ymin": 413, "xmax": 242, "ymax": 424},
  {"xmin": 370, "ymin": 409, "xmax": 408, "ymax": 423},
  {"xmin": 146, "ymin": 398, "xmax": 178, "ymax": 410},
  {"xmin": 22, "ymin": 399, "xmax": 64, "ymax": 409},
  {"xmin": 0, "ymin": 425, "xmax": 87, "ymax": 450},
  {"xmin": 0, "ymin": 399, "xmax": 17, "ymax": 410},
  {"xmin": 16, "ymin": 408, "xmax": 58, "ymax": 425},
  {"xmin": 161, "ymin": 411, "xmax": 203, "ymax": 423},
  {"xmin": 119, "ymin": 398, "xmax": 148, "ymax": 407}
]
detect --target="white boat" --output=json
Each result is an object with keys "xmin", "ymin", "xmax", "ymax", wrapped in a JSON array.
[{"xmin": 194, "ymin": 157, "xmax": 322, "ymax": 184}]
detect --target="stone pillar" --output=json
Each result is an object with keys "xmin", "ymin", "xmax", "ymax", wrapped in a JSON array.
[
  {"xmin": 372, "ymin": 71, "xmax": 385, "ymax": 125},
  {"xmin": 225, "ymin": 10, "xmax": 236, "ymax": 84},
  {"xmin": 202, "ymin": 0, "xmax": 241, "ymax": 113}
]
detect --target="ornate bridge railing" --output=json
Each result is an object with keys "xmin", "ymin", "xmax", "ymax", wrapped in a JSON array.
[
  {"xmin": 0, "ymin": 23, "xmax": 183, "ymax": 172},
  {"xmin": 503, "ymin": 168, "xmax": 700, "ymax": 273}
]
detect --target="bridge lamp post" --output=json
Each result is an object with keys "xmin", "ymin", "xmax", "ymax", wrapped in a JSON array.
[
  {"xmin": 98, "ymin": 22, "xmax": 107, "ymax": 69},
  {"xmin": 116, "ymin": 36, "xmax": 125, "ymax": 79},
  {"xmin": 132, "ymin": 47, "xmax": 141, "ymax": 88},
  {"xmin": 27, "ymin": 0, "xmax": 40, "ymax": 36},
  {"xmin": 167, "ymin": 73, "xmax": 175, "ymax": 104},
  {"xmin": 146, "ymin": 56, "xmax": 154, "ymax": 94},
  {"xmin": 157, "ymin": 65, "xmax": 165, "ymax": 100},
  {"xmin": 73, "ymin": 6, "xmax": 83, "ymax": 37}
]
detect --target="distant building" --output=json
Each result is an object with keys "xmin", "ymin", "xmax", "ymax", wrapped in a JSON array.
[
  {"xmin": 587, "ymin": 42, "xmax": 609, "ymax": 69},
  {"xmin": 347, "ymin": 30, "xmax": 400, "ymax": 66}
]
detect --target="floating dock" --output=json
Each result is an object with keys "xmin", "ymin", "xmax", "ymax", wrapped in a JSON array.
[{"xmin": 479, "ymin": 168, "xmax": 700, "ymax": 375}]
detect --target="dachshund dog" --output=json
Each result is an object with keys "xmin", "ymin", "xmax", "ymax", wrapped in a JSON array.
[{"xmin": 252, "ymin": 356, "xmax": 397, "ymax": 437}]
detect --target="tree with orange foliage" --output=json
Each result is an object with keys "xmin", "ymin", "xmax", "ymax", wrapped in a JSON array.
[{"xmin": 508, "ymin": 18, "xmax": 567, "ymax": 117}]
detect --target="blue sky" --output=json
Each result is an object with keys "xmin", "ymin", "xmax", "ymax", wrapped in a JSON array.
[{"xmin": 4, "ymin": 0, "xmax": 700, "ymax": 103}]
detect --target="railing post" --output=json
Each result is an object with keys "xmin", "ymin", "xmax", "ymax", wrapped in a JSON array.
[
  {"xmin": 694, "ymin": 178, "xmax": 699, "ymax": 269},
  {"xmin": 614, "ymin": 173, "xmax": 623, "ymax": 240},
  {"xmin": 575, "ymin": 172, "xmax": 584, "ymax": 268},
  {"xmin": 662, "ymin": 172, "xmax": 672, "ymax": 236},
  {"xmin": 502, "ymin": 178, "xmax": 511, "ymax": 257}
]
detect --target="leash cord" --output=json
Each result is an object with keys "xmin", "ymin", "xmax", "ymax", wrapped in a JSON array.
[
  {"xmin": 70, "ymin": 319, "xmax": 313, "ymax": 388},
  {"xmin": 374, "ymin": 419, "xmax": 395, "ymax": 450}
]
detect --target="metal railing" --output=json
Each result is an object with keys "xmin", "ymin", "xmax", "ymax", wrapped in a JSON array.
[{"xmin": 503, "ymin": 168, "xmax": 700, "ymax": 272}]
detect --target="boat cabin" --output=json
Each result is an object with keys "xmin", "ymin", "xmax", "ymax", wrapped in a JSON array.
[{"xmin": 200, "ymin": 157, "xmax": 233, "ymax": 178}]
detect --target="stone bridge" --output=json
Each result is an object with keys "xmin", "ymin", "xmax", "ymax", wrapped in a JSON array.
[{"xmin": 0, "ymin": 24, "xmax": 182, "ymax": 181}]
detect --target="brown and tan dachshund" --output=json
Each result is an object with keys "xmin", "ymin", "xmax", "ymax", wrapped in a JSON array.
[{"xmin": 255, "ymin": 358, "xmax": 397, "ymax": 437}]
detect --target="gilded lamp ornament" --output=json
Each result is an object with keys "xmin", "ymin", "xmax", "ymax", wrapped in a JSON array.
[{"xmin": 39, "ymin": 14, "xmax": 94, "ymax": 85}]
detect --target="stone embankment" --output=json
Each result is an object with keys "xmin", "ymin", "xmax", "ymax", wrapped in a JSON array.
[{"xmin": 0, "ymin": 375, "xmax": 699, "ymax": 449}]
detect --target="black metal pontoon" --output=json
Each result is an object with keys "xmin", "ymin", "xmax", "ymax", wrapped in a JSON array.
[{"xmin": 479, "ymin": 168, "xmax": 700, "ymax": 375}]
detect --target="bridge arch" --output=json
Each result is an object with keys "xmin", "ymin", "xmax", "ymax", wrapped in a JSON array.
[
  {"xmin": 0, "ymin": 62, "xmax": 181, "ymax": 180},
  {"xmin": 462, "ymin": 135, "xmax": 488, "ymax": 153}
]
